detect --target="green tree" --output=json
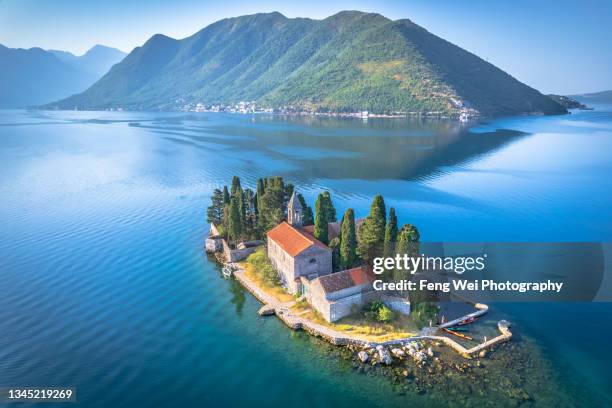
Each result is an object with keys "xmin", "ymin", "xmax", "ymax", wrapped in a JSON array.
[
  {"xmin": 228, "ymin": 195, "xmax": 242, "ymax": 243},
  {"xmin": 358, "ymin": 195, "xmax": 387, "ymax": 259},
  {"xmin": 322, "ymin": 191, "xmax": 337, "ymax": 222},
  {"xmin": 384, "ymin": 207, "xmax": 398, "ymax": 243},
  {"xmin": 397, "ymin": 224, "xmax": 420, "ymax": 245},
  {"xmin": 340, "ymin": 208, "xmax": 357, "ymax": 269},
  {"xmin": 314, "ymin": 193, "xmax": 329, "ymax": 245},
  {"xmin": 329, "ymin": 237, "xmax": 341, "ymax": 272},
  {"xmin": 230, "ymin": 176, "xmax": 242, "ymax": 196},
  {"xmin": 259, "ymin": 177, "xmax": 285, "ymax": 233},
  {"xmin": 222, "ymin": 185, "xmax": 230, "ymax": 205},
  {"xmin": 206, "ymin": 188, "xmax": 224, "ymax": 225},
  {"xmin": 297, "ymin": 193, "xmax": 314, "ymax": 226}
]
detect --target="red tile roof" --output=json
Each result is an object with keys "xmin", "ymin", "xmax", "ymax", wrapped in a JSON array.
[
  {"xmin": 266, "ymin": 222, "xmax": 329, "ymax": 257},
  {"xmin": 316, "ymin": 266, "xmax": 375, "ymax": 294}
]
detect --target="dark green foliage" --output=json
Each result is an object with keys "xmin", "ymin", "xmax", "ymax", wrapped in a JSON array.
[
  {"xmin": 258, "ymin": 176, "xmax": 287, "ymax": 233},
  {"xmin": 297, "ymin": 193, "xmax": 314, "ymax": 226},
  {"xmin": 358, "ymin": 195, "xmax": 386, "ymax": 259},
  {"xmin": 365, "ymin": 301, "xmax": 394, "ymax": 323},
  {"xmin": 329, "ymin": 237, "xmax": 341, "ymax": 272},
  {"xmin": 340, "ymin": 208, "xmax": 357, "ymax": 269},
  {"xmin": 49, "ymin": 11, "xmax": 566, "ymax": 117},
  {"xmin": 322, "ymin": 191, "xmax": 337, "ymax": 222},
  {"xmin": 397, "ymin": 224, "xmax": 419, "ymax": 243},
  {"xmin": 227, "ymin": 195, "xmax": 242, "ymax": 243},
  {"xmin": 396, "ymin": 224, "xmax": 420, "ymax": 263},
  {"xmin": 243, "ymin": 188, "xmax": 256, "ymax": 234},
  {"xmin": 206, "ymin": 188, "xmax": 224, "ymax": 225},
  {"xmin": 384, "ymin": 207, "xmax": 398, "ymax": 243},
  {"xmin": 222, "ymin": 186, "xmax": 230, "ymax": 205},
  {"xmin": 230, "ymin": 176, "xmax": 242, "ymax": 196},
  {"xmin": 314, "ymin": 193, "xmax": 329, "ymax": 245}
]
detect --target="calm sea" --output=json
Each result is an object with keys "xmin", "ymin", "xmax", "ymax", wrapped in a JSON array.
[{"xmin": 0, "ymin": 108, "xmax": 610, "ymax": 407}]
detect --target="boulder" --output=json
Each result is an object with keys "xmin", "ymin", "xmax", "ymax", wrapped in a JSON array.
[
  {"xmin": 376, "ymin": 345, "xmax": 393, "ymax": 365},
  {"xmin": 391, "ymin": 348, "xmax": 406, "ymax": 358},
  {"xmin": 258, "ymin": 305, "xmax": 275, "ymax": 316},
  {"xmin": 357, "ymin": 351, "xmax": 369, "ymax": 363}
]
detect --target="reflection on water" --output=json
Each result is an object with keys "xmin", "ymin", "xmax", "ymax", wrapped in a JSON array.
[{"xmin": 0, "ymin": 108, "xmax": 611, "ymax": 407}]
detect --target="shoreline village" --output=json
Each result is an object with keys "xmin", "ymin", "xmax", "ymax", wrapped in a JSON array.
[{"xmin": 204, "ymin": 176, "xmax": 514, "ymax": 364}]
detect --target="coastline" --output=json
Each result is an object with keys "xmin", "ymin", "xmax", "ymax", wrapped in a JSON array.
[{"xmin": 218, "ymin": 255, "xmax": 512, "ymax": 360}]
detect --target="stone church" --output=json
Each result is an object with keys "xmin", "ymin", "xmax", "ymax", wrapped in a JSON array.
[
  {"xmin": 266, "ymin": 190, "xmax": 410, "ymax": 322},
  {"xmin": 266, "ymin": 191, "xmax": 333, "ymax": 294}
]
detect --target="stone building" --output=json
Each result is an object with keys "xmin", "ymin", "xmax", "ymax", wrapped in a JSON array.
[
  {"xmin": 301, "ymin": 266, "xmax": 377, "ymax": 322},
  {"xmin": 266, "ymin": 192, "xmax": 332, "ymax": 293},
  {"xmin": 266, "ymin": 190, "xmax": 410, "ymax": 322}
]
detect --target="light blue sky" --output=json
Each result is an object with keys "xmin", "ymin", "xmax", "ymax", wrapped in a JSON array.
[{"xmin": 1, "ymin": 0, "xmax": 610, "ymax": 94}]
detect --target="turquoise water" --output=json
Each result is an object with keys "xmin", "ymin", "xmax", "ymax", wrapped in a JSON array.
[{"xmin": 0, "ymin": 108, "xmax": 611, "ymax": 407}]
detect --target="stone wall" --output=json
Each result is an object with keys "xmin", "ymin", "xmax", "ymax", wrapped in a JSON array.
[
  {"xmin": 381, "ymin": 295, "xmax": 411, "ymax": 315},
  {"xmin": 294, "ymin": 246, "xmax": 332, "ymax": 280},
  {"xmin": 267, "ymin": 240, "xmax": 297, "ymax": 292},
  {"xmin": 222, "ymin": 239, "xmax": 259, "ymax": 263}
]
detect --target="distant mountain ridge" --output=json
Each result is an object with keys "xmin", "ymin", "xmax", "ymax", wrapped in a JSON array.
[
  {"xmin": 0, "ymin": 44, "xmax": 125, "ymax": 108},
  {"xmin": 571, "ymin": 90, "xmax": 612, "ymax": 103},
  {"xmin": 47, "ymin": 11, "xmax": 565, "ymax": 117},
  {"xmin": 49, "ymin": 45, "xmax": 127, "ymax": 77}
]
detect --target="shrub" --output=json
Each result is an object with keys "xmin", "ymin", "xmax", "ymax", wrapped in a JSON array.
[
  {"xmin": 246, "ymin": 248, "xmax": 280, "ymax": 286},
  {"xmin": 364, "ymin": 301, "xmax": 394, "ymax": 323},
  {"xmin": 377, "ymin": 305, "xmax": 394, "ymax": 323}
]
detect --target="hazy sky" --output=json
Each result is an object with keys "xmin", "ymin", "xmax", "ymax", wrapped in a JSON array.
[{"xmin": 1, "ymin": 0, "xmax": 610, "ymax": 94}]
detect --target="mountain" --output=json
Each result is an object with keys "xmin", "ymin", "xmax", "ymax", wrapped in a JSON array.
[
  {"xmin": 49, "ymin": 45, "xmax": 127, "ymax": 77},
  {"xmin": 47, "ymin": 11, "xmax": 566, "ymax": 117},
  {"xmin": 571, "ymin": 90, "xmax": 612, "ymax": 104},
  {"xmin": 0, "ymin": 44, "xmax": 125, "ymax": 108}
]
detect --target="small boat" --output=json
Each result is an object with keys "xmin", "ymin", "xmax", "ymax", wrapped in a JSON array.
[
  {"xmin": 222, "ymin": 265, "xmax": 234, "ymax": 278},
  {"xmin": 458, "ymin": 316, "xmax": 476, "ymax": 325},
  {"xmin": 443, "ymin": 328, "xmax": 473, "ymax": 340},
  {"xmin": 446, "ymin": 327, "xmax": 469, "ymax": 332}
]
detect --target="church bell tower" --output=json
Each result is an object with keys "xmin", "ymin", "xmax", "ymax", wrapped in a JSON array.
[{"xmin": 287, "ymin": 191, "xmax": 303, "ymax": 227}]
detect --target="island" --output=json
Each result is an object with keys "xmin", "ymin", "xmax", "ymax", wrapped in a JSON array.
[{"xmin": 204, "ymin": 176, "xmax": 512, "ymax": 368}]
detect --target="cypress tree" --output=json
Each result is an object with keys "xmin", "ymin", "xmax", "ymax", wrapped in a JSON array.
[
  {"xmin": 228, "ymin": 196, "xmax": 242, "ymax": 243},
  {"xmin": 206, "ymin": 188, "xmax": 224, "ymax": 225},
  {"xmin": 385, "ymin": 207, "xmax": 398, "ymax": 243},
  {"xmin": 340, "ymin": 208, "xmax": 357, "ymax": 269},
  {"xmin": 397, "ymin": 224, "xmax": 420, "ymax": 260},
  {"xmin": 322, "ymin": 191, "xmax": 337, "ymax": 222},
  {"xmin": 230, "ymin": 176, "xmax": 241, "ymax": 196},
  {"xmin": 314, "ymin": 193, "xmax": 329, "ymax": 245},
  {"xmin": 297, "ymin": 193, "xmax": 314, "ymax": 226},
  {"xmin": 329, "ymin": 237, "xmax": 341, "ymax": 272},
  {"xmin": 222, "ymin": 186, "xmax": 230, "ymax": 205},
  {"xmin": 358, "ymin": 195, "xmax": 387, "ymax": 259}
]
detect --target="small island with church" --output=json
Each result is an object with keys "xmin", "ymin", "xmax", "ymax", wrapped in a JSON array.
[{"xmin": 205, "ymin": 176, "xmax": 512, "ymax": 367}]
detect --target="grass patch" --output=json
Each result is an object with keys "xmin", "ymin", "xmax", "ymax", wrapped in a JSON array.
[
  {"xmin": 299, "ymin": 309, "xmax": 420, "ymax": 342},
  {"xmin": 240, "ymin": 248, "xmax": 294, "ymax": 303}
]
